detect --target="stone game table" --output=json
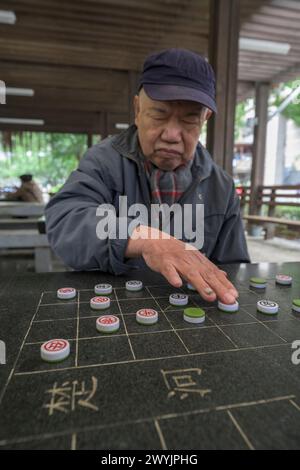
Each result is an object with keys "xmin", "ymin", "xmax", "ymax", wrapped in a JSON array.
[{"xmin": 0, "ymin": 262, "xmax": 300, "ymax": 450}]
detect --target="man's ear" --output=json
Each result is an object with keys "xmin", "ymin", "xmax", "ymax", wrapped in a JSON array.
[
  {"xmin": 133, "ymin": 95, "xmax": 140, "ymax": 125},
  {"xmin": 205, "ymin": 108, "xmax": 213, "ymax": 121}
]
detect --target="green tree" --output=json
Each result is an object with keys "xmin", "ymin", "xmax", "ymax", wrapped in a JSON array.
[
  {"xmin": 270, "ymin": 80, "xmax": 300, "ymax": 127},
  {"xmin": 0, "ymin": 132, "xmax": 88, "ymax": 192}
]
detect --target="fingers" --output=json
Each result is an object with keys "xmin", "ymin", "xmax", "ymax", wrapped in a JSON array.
[
  {"xmin": 193, "ymin": 254, "xmax": 238, "ymax": 301},
  {"xmin": 179, "ymin": 254, "xmax": 238, "ymax": 304},
  {"xmin": 187, "ymin": 277, "xmax": 217, "ymax": 302},
  {"xmin": 161, "ymin": 263, "xmax": 183, "ymax": 289},
  {"xmin": 201, "ymin": 269, "xmax": 237, "ymax": 304},
  {"xmin": 141, "ymin": 237, "xmax": 238, "ymax": 304},
  {"xmin": 213, "ymin": 269, "xmax": 239, "ymax": 298},
  {"xmin": 215, "ymin": 270, "xmax": 238, "ymax": 298},
  {"xmin": 219, "ymin": 269, "xmax": 228, "ymax": 277}
]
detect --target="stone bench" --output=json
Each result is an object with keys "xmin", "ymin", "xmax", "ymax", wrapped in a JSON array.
[{"xmin": 0, "ymin": 229, "xmax": 52, "ymax": 272}]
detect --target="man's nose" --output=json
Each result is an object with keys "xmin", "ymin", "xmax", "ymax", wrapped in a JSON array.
[{"xmin": 160, "ymin": 121, "xmax": 182, "ymax": 142}]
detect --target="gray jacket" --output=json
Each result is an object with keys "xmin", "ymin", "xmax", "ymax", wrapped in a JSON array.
[{"xmin": 45, "ymin": 125, "xmax": 250, "ymax": 274}]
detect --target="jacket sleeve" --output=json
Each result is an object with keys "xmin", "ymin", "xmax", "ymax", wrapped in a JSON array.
[
  {"xmin": 45, "ymin": 147, "xmax": 135, "ymax": 274},
  {"xmin": 210, "ymin": 183, "xmax": 250, "ymax": 264}
]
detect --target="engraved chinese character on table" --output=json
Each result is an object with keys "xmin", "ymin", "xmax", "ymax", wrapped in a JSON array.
[
  {"xmin": 43, "ymin": 376, "xmax": 99, "ymax": 415},
  {"xmin": 161, "ymin": 368, "xmax": 211, "ymax": 400}
]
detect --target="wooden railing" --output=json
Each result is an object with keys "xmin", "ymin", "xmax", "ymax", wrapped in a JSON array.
[
  {"xmin": 236, "ymin": 185, "xmax": 300, "ymax": 239},
  {"xmin": 236, "ymin": 185, "xmax": 300, "ymax": 214}
]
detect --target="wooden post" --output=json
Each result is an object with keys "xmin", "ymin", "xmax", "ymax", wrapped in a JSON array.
[
  {"xmin": 100, "ymin": 112, "xmax": 109, "ymax": 139},
  {"xmin": 87, "ymin": 133, "xmax": 93, "ymax": 148},
  {"xmin": 207, "ymin": 0, "xmax": 240, "ymax": 174},
  {"xmin": 249, "ymin": 82, "xmax": 270, "ymax": 216},
  {"xmin": 128, "ymin": 71, "xmax": 140, "ymax": 126}
]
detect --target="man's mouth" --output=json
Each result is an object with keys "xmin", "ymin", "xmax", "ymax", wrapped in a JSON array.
[{"xmin": 155, "ymin": 149, "xmax": 182, "ymax": 157}]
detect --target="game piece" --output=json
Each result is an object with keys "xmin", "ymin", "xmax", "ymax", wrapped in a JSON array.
[
  {"xmin": 292, "ymin": 299, "xmax": 300, "ymax": 313},
  {"xmin": 257, "ymin": 300, "xmax": 279, "ymax": 315},
  {"xmin": 90, "ymin": 296, "xmax": 110, "ymax": 310},
  {"xmin": 40, "ymin": 339, "xmax": 70, "ymax": 362},
  {"xmin": 96, "ymin": 315, "xmax": 120, "ymax": 333},
  {"xmin": 136, "ymin": 308, "xmax": 158, "ymax": 325},
  {"xmin": 126, "ymin": 280, "xmax": 143, "ymax": 292},
  {"xmin": 218, "ymin": 300, "xmax": 239, "ymax": 313},
  {"xmin": 250, "ymin": 277, "xmax": 267, "ymax": 289},
  {"xmin": 183, "ymin": 307, "xmax": 205, "ymax": 324},
  {"xmin": 187, "ymin": 283, "xmax": 197, "ymax": 291},
  {"xmin": 169, "ymin": 293, "xmax": 189, "ymax": 306},
  {"xmin": 275, "ymin": 274, "xmax": 292, "ymax": 286},
  {"xmin": 94, "ymin": 283, "xmax": 113, "ymax": 295},
  {"xmin": 57, "ymin": 287, "xmax": 76, "ymax": 300}
]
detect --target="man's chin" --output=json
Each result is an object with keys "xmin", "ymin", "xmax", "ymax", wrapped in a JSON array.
[{"xmin": 152, "ymin": 157, "xmax": 182, "ymax": 171}]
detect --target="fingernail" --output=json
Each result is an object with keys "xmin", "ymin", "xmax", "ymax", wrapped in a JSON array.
[
  {"xmin": 204, "ymin": 287, "xmax": 214, "ymax": 296},
  {"xmin": 229, "ymin": 289, "xmax": 238, "ymax": 297},
  {"xmin": 224, "ymin": 293, "xmax": 235, "ymax": 304}
]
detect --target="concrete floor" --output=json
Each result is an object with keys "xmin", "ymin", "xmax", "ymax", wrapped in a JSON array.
[{"xmin": 246, "ymin": 236, "xmax": 300, "ymax": 263}]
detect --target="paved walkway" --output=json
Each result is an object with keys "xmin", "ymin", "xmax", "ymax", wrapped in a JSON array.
[{"xmin": 246, "ymin": 236, "xmax": 300, "ymax": 263}]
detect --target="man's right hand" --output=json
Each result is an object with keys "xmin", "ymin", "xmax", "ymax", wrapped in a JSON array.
[{"xmin": 125, "ymin": 225, "xmax": 238, "ymax": 304}]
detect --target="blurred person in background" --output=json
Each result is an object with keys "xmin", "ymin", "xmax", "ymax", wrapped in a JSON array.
[{"xmin": 6, "ymin": 174, "xmax": 44, "ymax": 203}]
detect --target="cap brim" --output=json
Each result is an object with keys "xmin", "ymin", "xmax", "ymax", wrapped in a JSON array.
[{"xmin": 143, "ymin": 84, "xmax": 217, "ymax": 113}]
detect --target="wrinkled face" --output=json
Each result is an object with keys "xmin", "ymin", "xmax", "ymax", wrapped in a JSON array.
[{"xmin": 134, "ymin": 88, "xmax": 212, "ymax": 171}]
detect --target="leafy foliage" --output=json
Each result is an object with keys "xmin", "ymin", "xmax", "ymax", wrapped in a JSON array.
[
  {"xmin": 270, "ymin": 80, "xmax": 300, "ymax": 126},
  {"xmin": 0, "ymin": 132, "xmax": 88, "ymax": 191}
]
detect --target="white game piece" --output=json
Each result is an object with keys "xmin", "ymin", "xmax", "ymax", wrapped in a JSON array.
[
  {"xmin": 257, "ymin": 300, "xmax": 279, "ymax": 315},
  {"xmin": 169, "ymin": 293, "xmax": 188, "ymax": 306},
  {"xmin": 90, "ymin": 296, "xmax": 110, "ymax": 310},
  {"xmin": 250, "ymin": 283, "xmax": 266, "ymax": 289},
  {"xmin": 94, "ymin": 283, "xmax": 113, "ymax": 295},
  {"xmin": 292, "ymin": 300, "xmax": 300, "ymax": 313},
  {"xmin": 275, "ymin": 274, "xmax": 292, "ymax": 286},
  {"xmin": 41, "ymin": 339, "xmax": 70, "ymax": 362},
  {"xmin": 126, "ymin": 280, "xmax": 143, "ymax": 292},
  {"xmin": 183, "ymin": 307, "xmax": 205, "ymax": 324},
  {"xmin": 96, "ymin": 315, "xmax": 120, "ymax": 333},
  {"xmin": 57, "ymin": 287, "xmax": 76, "ymax": 300},
  {"xmin": 136, "ymin": 309, "xmax": 158, "ymax": 325},
  {"xmin": 249, "ymin": 277, "xmax": 267, "ymax": 289},
  {"xmin": 218, "ymin": 300, "xmax": 239, "ymax": 313},
  {"xmin": 187, "ymin": 283, "xmax": 197, "ymax": 291}
]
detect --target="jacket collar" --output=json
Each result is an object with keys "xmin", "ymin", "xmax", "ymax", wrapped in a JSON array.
[{"xmin": 112, "ymin": 124, "xmax": 213, "ymax": 181}]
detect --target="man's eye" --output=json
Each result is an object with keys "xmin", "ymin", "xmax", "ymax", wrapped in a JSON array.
[
  {"xmin": 183, "ymin": 119, "xmax": 199, "ymax": 125},
  {"xmin": 152, "ymin": 116, "xmax": 166, "ymax": 121}
]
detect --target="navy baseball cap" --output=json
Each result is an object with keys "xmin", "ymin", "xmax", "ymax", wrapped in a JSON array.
[{"xmin": 139, "ymin": 48, "xmax": 217, "ymax": 113}]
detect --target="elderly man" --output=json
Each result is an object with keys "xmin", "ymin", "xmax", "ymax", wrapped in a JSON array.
[{"xmin": 45, "ymin": 48, "xmax": 249, "ymax": 304}]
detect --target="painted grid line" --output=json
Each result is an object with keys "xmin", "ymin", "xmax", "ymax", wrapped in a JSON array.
[
  {"xmin": 154, "ymin": 419, "xmax": 168, "ymax": 450},
  {"xmin": 114, "ymin": 287, "xmax": 136, "ymax": 361},
  {"xmin": 289, "ymin": 399, "xmax": 300, "ymax": 412},
  {"xmin": 14, "ymin": 342, "xmax": 289, "ymax": 377},
  {"xmin": 71, "ymin": 433, "xmax": 77, "ymax": 450},
  {"xmin": 0, "ymin": 393, "xmax": 295, "ymax": 448},
  {"xmin": 241, "ymin": 306, "xmax": 288, "ymax": 344},
  {"xmin": 0, "ymin": 291, "xmax": 44, "ymax": 405},
  {"xmin": 227, "ymin": 410, "xmax": 255, "ymax": 450},
  {"xmin": 75, "ymin": 291, "xmax": 80, "ymax": 367},
  {"xmin": 146, "ymin": 286, "xmax": 190, "ymax": 353}
]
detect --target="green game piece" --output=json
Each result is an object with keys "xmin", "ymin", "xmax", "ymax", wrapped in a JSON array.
[
  {"xmin": 250, "ymin": 277, "xmax": 266, "ymax": 284},
  {"xmin": 183, "ymin": 307, "xmax": 205, "ymax": 318},
  {"xmin": 292, "ymin": 299, "xmax": 300, "ymax": 307}
]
